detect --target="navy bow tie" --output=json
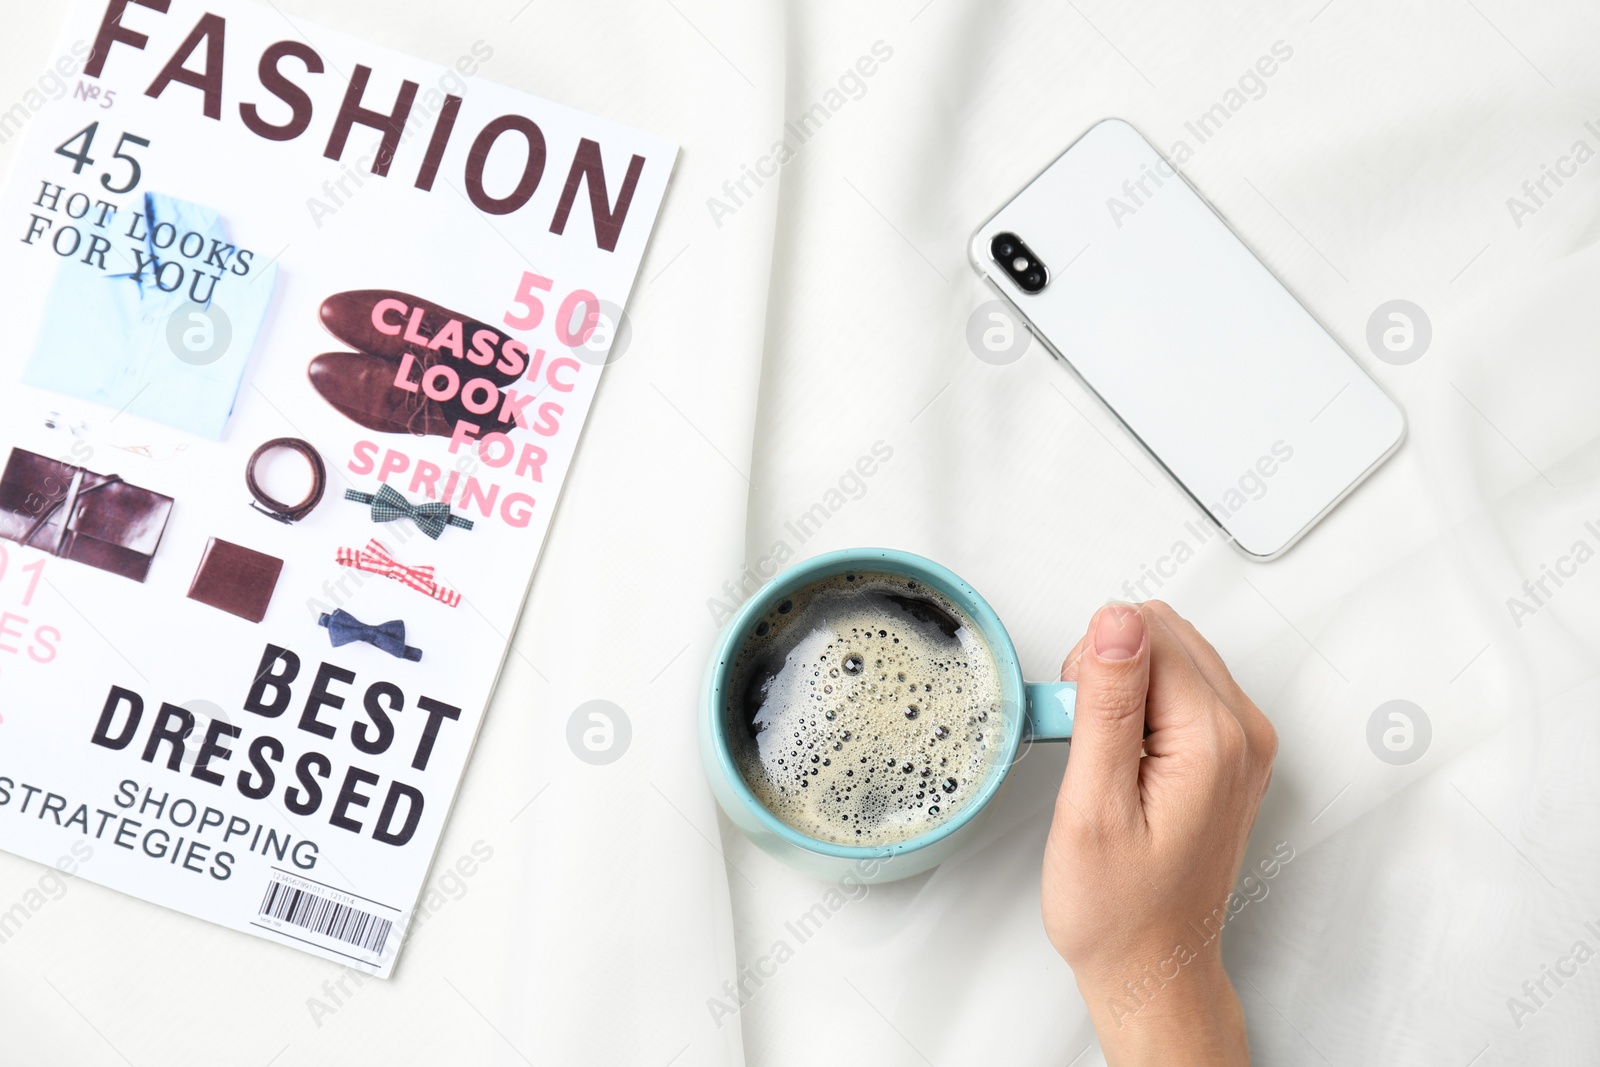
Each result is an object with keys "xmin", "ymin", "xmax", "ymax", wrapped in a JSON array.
[{"xmin": 318, "ymin": 609, "xmax": 422, "ymax": 661}]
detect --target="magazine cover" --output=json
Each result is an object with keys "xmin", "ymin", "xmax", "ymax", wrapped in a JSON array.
[{"xmin": 0, "ymin": 0, "xmax": 675, "ymax": 976}]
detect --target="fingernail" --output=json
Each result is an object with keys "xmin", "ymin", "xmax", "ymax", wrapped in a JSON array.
[{"xmin": 1092, "ymin": 602, "xmax": 1144, "ymax": 661}]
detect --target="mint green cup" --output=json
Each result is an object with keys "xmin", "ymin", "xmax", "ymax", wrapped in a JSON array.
[{"xmin": 699, "ymin": 548, "xmax": 1076, "ymax": 883}]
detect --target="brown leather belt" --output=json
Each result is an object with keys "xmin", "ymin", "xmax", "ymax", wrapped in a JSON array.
[{"xmin": 246, "ymin": 437, "xmax": 326, "ymax": 523}]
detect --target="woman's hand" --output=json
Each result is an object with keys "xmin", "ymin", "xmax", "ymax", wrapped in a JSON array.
[{"xmin": 1042, "ymin": 601, "xmax": 1277, "ymax": 1065}]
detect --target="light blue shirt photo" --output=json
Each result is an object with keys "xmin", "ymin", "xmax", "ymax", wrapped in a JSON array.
[{"xmin": 23, "ymin": 191, "xmax": 278, "ymax": 441}]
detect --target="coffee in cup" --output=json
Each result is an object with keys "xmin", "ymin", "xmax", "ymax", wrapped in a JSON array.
[
  {"xmin": 724, "ymin": 570, "xmax": 1009, "ymax": 847},
  {"xmin": 702, "ymin": 548, "xmax": 1077, "ymax": 882}
]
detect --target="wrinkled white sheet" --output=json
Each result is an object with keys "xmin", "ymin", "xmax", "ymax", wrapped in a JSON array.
[{"xmin": 3, "ymin": 1, "xmax": 1598, "ymax": 1064}]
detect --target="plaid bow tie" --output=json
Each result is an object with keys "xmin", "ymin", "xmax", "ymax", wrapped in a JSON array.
[
  {"xmin": 319, "ymin": 608, "xmax": 422, "ymax": 661},
  {"xmin": 345, "ymin": 484, "xmax": 474, "ymax": 540},
  {"xmin": 335, "ymin": 539, "xmax": 461, "ymax": 607}
]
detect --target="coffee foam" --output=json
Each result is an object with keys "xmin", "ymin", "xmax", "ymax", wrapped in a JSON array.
[{"xmin": 726, "ymin": 571, "xmax": 1006, "ymax": 847}]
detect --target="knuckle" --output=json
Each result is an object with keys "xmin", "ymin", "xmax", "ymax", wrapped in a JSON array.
[
  {"xmin": 1236, "ymin": 696, "xmax": 1278, "ymax": 765},
  {"xmin": 1182, "ymin": 720, "xmax": 1227, "ymax": 769},
  {"xmin": 1212, "ymin": 711, "xmax": 1248, "ymax": 762},
  {"xmin": 1255, "ymin": 717, "xmax": 1280, "ymax": 765}
]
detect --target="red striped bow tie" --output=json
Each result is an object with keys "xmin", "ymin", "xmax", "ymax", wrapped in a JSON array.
[{"xmin": 335, "ymin": 539, "xmax": 461, "ymax": 607}]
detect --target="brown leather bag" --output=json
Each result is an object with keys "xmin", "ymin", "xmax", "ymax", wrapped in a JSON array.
[{"xmin": 0, "ymin": 449, "xmax": 174, "ymax": 582}]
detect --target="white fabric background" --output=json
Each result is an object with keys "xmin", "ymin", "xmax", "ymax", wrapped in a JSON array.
[{"xmin": 2, "ymin": 1, "xmax": 1598, "ymax": 1064}]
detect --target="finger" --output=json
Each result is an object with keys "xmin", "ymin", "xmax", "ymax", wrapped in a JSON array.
[
  {"xmin": 1142, "ymin": 601, "xmax": 1248, "ymax": 709},
  {"xmin": 1143, "ymin": 601, "xmax": 1275, "ymax": 747},
  {"xmin": 1060, "ymin": 603, "xmax": 1149, "ymax": 825},
  {"xmin": 1059, "ymin": 632, "xmax": 1090, "ymax": 683},
  {"xmin": 1139, "ymin": 608, "xmax": 1212, "ymax": 732}
]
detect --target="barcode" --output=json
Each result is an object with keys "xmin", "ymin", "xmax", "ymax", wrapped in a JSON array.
[{"xmin": 257, "ymin": 879, "xmax": 392, "ymax": 955}]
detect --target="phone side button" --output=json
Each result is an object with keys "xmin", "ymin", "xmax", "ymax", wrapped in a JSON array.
[{"xmin": 1026, "ymin": 323, "xmax": 1063, "ymax": 362}]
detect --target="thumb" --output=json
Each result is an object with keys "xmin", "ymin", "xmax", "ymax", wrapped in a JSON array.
[{"xmin": 1060, "ymin": 603, "xmax": 1149, "ymax": 824}]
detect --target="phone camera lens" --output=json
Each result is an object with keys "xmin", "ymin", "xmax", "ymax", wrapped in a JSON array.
[{"xmin": 991, "ymin": 232, "xmax": 1049, "ymax": 294}]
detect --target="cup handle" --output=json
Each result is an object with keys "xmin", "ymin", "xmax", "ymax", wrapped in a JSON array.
[{"xmin": 1023, "ymin": 682, "xmax": 1076, "ymax": 742}]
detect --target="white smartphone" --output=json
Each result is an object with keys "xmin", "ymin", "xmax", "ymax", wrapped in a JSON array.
[{"xmin": 969, "ymin": 118, "xmax": 1404, "ymax": 560}]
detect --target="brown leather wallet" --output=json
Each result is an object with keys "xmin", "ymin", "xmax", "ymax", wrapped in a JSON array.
[
  {"xmin": 0, "ymin": 448, "xmax": 174, "ymax": 582},
  {"xmin": 186, "ymin": 538, "xmax": 283, "ymax": 623}
]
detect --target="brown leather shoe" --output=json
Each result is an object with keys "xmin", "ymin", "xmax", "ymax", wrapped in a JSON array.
[
  {"xmin": 308, "ymin": 351, "xmax": 520, "ymax": 438},
  {"xmin": 319, "ymin": 290, "xmax": 527, "ymax": 388},
  {"xmin": 309, "ymin": 351, "xmax": 450, "ymax": 436}
]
